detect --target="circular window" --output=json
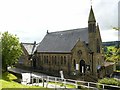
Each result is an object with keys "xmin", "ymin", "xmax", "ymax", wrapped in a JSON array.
[{"xmin": 77, "ymin": 50, "xmax": 82, "ymax": 56}]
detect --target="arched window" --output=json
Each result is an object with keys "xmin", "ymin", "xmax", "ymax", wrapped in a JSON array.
[
  {"xmin": 89, "ymin": 24, "xmax": 92, "ymax": 33},
  {"xmin": 55, "ymin": 56, "xmax": 56, "ymax": 65},
  {"xmin": 64, "ymin": 56, "xmax": 66, "ymax": 65},
  {"xmin": 61, "ymin": 56, "xmax": 63, "ymax": 65},
  {"xmin": 44, "ymin": 56, "xmax": 46, "ymax": 64},
  {"xmin": 52, "ymin": 56, "xmax": 54, "ymax": 64},
  {"xmin": 57, "ymin": 56, "xmax": 59, "ymax": 65},
  {"xmin": 48, "ymin": 56, "xmax": 51, "ymax": 65},
  {"xmin": 93, "ymin": 24, "xmax": 96, "ymax": 32},
  {"xmin": 46, "ymin": 56, "xmax": 48, "ymax": 64},
  {"xmin": 97, "ymin": 39, "xmax": 100, "ymax": 53},
  {"xmin": 89, "ymin": 24, "xmax": 96, "ymax": 33},
  {"xmin": 73, "ymin": 59, "xmax": 76, "ymax": 69},
  {"xmin": 39, "ymin": 56, "xmax": 41, "ymax": 65}
]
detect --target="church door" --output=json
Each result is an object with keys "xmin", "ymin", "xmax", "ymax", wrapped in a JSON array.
[{"xmin": 79, "ymin": 60, "xmax": 86, "ymax": 73}]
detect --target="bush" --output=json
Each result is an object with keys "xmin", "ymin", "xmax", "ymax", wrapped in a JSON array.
[
  {"xmin": 98, "ymin": 78, "xmax": 120, "ymax": 87},
  {"xmin": 2, "ymin": 72, "xmax": 17, "ymax": 81}
]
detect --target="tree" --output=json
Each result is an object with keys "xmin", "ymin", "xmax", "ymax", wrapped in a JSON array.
[
  {"xmin": 104, "ymin": 46, "xmax": 120, "ymax": 62},
  {"xmin": 113, "ymin": 27, "xmax": 120, "ymax": 31},
  {"xmin": 1, "ymin": 32, "xmax": 22, "ymax": 72}
]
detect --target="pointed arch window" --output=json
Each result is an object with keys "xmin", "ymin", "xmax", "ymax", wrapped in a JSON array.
[
  {"xmin": 46, "ymin": 56, "xmax": 48, "ymax": 64},
  {"xmin": 89, "ymin": 24, "xmax": 92, "ymax": 33},
  {"xmin": 55, "ymin": 56, "xmax": 57, "ymax": 65},
  {"xmin": 73, "ymin": 59, "xmax": 76, "ymax": 69},
  {"xmin": 97, "ymin": 39, "xmax": 100, "ymax": 53},
  {"xmin": 52, "ymin": 56, "xmax": 54, "ymax": 64},
  {"xmin": 89, "ymin": 23, "xmax": 96, "ymax": 33},
  {"xmin": 61, "ymin": 56, "xmax": 63, "ymax": 65},
  {"xmin": 64, "ymin": 56, "xmax": 66, "ymax": 65}
]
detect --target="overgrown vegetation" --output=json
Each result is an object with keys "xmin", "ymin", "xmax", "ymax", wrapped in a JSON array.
[
  {"xmin": 98, "ymin": 78, "xmax": 120, "ymax": 86},
  {"xmin": 103, "ymin": 46, "xmax": 120, "ymax": 62}
]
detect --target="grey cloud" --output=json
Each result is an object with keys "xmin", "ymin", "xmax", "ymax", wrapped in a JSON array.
[{"xmin": 94, "ymin": 0, "xmax": 119, "ymax": 30}]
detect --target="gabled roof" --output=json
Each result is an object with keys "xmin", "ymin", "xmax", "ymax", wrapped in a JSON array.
[
  {"xmin": 21, "ymin": 43, "xmax": 38, "ymax": 55},
  {"xmin": 37, "ymin": 28, "xmax": 88, "ymax": 53}
]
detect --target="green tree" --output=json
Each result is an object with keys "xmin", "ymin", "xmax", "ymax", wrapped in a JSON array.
[
  {"xmin": 98, "ymin": 78, "xmax": 120, "ymax": 87},
  {"xmin": 1, "ymin": 32, "xmax": 22, "ymax": 72},
  {"xmin": 104, "ymin": 46, "xmax": 120, "ymax": 62},
  {"xmin": 113, "ymin": 27, "xmax": 120, "ymax": 31}
]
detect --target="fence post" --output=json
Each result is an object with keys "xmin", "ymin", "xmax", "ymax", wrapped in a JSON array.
[
  {"xmin": 64, "ymin": 79, "xmax": 66, "ymax": 88},
  {"xmin": 88, "ymin": 82, "xmax": 90, "ymax": 88},
  {"xmin": 102, "ymin": 84, "xmax": 104, "ymax": 89},
  {"xmin": 37, "ymin": 78, "xmax": 39, "ymax": 86},
  {"xmin": 75, "ymin": 81, "xmax": 78, "ymax": 88},
  {"xmin": 46, "ymin": 76, "xmax": 49, "ymax": 88},
  {"xmin": 47, "ymin": 76, "xmax": 49, "ymax": 82},
  {"xmin": 31, "ymin": 76, "xmax": 33, "ymax": 85},
  {"xmin": 42, "ymin": 76, "xmax": 44, "ymax": 87},
  {"xmin": 55, "ymin": 77, "xmax": 57, "ymax": 89}
]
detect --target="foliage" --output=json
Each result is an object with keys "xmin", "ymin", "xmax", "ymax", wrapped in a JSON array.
[
  {"xmin": 103, "ymin": 46, "xmax": 120, "ymax": 62},
  {"xmin": 1, "ymin": 31, "xmax": 22, "ymax": 71},
  {"xmin": 98, "ymin": 78, "xmax": 120, "ymax": 86},
  {"xmin": 2, "ymin": 72, "xmax": 17, "ymax": 81},
  {"xmin": 113, "ymin": 27, "xmax": 120, "ymax": 31}
]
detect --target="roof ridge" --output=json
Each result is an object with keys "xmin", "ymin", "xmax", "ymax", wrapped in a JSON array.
[
  {"xmin": 21, "ymin": 42, "xmax": 38, "ymax": 45},
  {"xmin": 49, "ymin": 27, "xmax": 88, "ymax": 34}
]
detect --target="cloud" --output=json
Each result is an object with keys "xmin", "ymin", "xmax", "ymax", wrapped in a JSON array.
[
  {"xmin": 0, "ymin": 0, "xmax": 119, "ymax": 42},
  {"xmin": 94, "ymin": 0, "xmax": 118, "ymax": 30}
]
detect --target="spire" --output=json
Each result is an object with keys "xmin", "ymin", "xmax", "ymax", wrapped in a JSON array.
[{"xmin": 88, "ymin": 6, "xmax": 96, "ymax": 22}]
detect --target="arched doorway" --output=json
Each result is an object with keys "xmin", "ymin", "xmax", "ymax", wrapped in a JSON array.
[{"xmin": 79, "ymin": 60, "xmax": 86, "ymax": 73}]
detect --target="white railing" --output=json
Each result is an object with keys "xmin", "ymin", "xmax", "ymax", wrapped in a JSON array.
[{"xmin": 22, "ymin": 74, "xmax": 120, "ymax": 89}]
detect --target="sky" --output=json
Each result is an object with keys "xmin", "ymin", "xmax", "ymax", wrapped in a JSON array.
[{"xmin": 0, "ymin": 0, "xmax": 119, "ymax": 43}]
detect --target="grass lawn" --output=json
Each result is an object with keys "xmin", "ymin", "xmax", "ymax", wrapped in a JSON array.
[
  {"xmin": 49, "ymin": 81, "xmax": 76, "ymax": 88},
  {"xmin": 0, "ymin": 72, "xmax": 52, "ymax": 90}
]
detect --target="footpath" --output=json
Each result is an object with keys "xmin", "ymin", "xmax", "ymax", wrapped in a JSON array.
[{"xmin": 8, "ymin": 67, "xmax": 73, "ymax": 89}]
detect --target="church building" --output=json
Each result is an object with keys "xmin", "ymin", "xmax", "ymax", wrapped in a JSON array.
[
  {"xmin": 18, "ymin": 6, "xmax": 114, "ymax": 81},
  {"xmin": 33, "ymin": 6, "xmax": 111, "ymax": 79}
]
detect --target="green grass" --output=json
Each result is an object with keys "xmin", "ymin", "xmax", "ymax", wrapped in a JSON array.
[
  {"xmin": 49, "ymin": 81, "xmax": 76, "ymax": 88},
  {"xmin": 0, "ymin": 72, "xmax": 52, "ymax": 90}
]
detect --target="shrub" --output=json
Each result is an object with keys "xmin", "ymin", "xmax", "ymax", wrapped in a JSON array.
[
  {"xmin": 2, "ymin": 72, "xmax": 17, "ymax": 81},
  {"xmin": 98, "ymin": 78, "xmax": 120, "ymax": 87}
]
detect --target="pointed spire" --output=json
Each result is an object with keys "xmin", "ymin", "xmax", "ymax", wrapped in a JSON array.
[{"xmin": 88, "ymin": 6, "xmax": 96, "ymax": 22}]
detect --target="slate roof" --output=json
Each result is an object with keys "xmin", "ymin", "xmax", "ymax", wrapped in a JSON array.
[
  {"xmin": 37, "ymin": 27, "xmax": 88, "ymax": 53},
  {"xmin": 22, "ymin": 43, "xmax": 38, "ymax": 55}
]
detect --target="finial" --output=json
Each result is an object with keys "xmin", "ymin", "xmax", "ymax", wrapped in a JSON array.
[
  {"xmin": 97, "ymin": 23, "xmax": 99, "ymax": 26},
  {"xmin": 90, "ymin": 0, "xmax": 92, "ymax": 7},
  {"xmin": 47, "ymin": 30, "xmax": 49, "ymax": 34}
]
